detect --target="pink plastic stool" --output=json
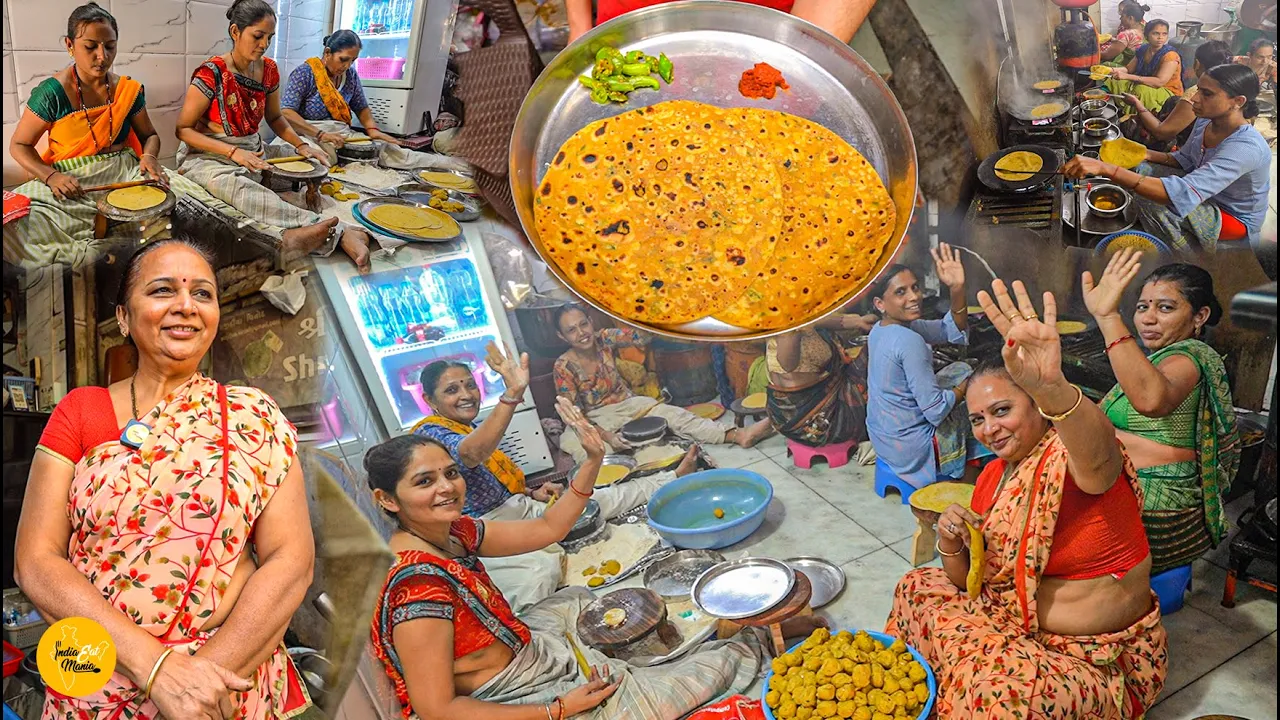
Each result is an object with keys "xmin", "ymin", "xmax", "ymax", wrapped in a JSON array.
[{"xmin": 787, "ymin": 438, "xmax": 856, "ymax": 470}]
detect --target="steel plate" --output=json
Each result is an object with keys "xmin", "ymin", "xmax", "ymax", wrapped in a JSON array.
[
  {"xmin": 353, "ymin": 197, "xmax": 462, "ymax": 243},
  {"xmin": 509, "ymin": 0, "xmax": 917, "ymax": 341},
  {"xmin": 691, "ymin": 557, "xmax": 795, "ymax": 619},
  {"xmin": 785, "ymin": 556, "xmax": 845, "ymax": 608},
  {"xmin": 643, "ymin": 549, "xmax": 726, "ymax": 601}
]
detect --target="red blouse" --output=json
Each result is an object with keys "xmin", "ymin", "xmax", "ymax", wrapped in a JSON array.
[
  {"xmin": 595, "ymin": 0, "xmax": 794, "ymax": 25},
  {"xmin": 372, "ymin": 517, "xmax": 531, "ymax": 719},
  {"xmin": 190, "ymin": 56, "xmax": 280, "ymax": 137},
  {"xmin": 972, "ymin": 458, "xmax": 1150, "ymax": 581},
  {"xmin": 37, "ymin": 387, "xmax": 122, "ymax": 465}
]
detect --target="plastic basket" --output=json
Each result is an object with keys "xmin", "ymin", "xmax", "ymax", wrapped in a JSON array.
[
  {"xmin": 357, "ymin": 57, "xmax": 407, "ymax": 81},
  {"xmin": 2, "ymin": 620, "xmax": 47, "ymax": 652}
]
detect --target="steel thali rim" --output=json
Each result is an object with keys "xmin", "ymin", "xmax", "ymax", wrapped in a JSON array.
[{"xmin": 507, "ymin": 0, "xmax": 917, "ymax": 341}]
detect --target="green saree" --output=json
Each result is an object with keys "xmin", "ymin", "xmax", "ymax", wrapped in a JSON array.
[{"xmin": 1102, "ymin": 338, "xmax": 1241, "ymax": 573}]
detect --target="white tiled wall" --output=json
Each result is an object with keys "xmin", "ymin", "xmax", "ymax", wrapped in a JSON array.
[
  {"xmin": 2, "ymin": 0, "xmax": 332, "ymax": 188},
  {"xmin": 1099, "ymin": 0, "xmax": 1240, "ymax": 35}
]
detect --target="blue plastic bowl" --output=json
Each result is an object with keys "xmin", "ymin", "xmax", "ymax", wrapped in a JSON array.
[
  {"xmin": 645, "ymin": 469, "xmax": 772, "ymax": 549},
  {"xmin": 761, "ymin": 630, "xmax": 937, "ymax": 720}
]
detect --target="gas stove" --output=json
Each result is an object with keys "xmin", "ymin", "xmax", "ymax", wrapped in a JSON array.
[
  {"xmin": 1002, "ymin": 111, "xmax": 1075, "ymax": 152},
  {"xmin": 965, "ymin": 149, "xmax": 1066, "ymax": 232}
]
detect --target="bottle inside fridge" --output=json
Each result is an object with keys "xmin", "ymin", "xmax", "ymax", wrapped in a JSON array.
[{"xmin": 341, "ymin": 255, "xmax": 506, "ymax": 429}]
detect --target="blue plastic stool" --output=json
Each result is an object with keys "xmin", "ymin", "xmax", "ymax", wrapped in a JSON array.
[
  {"xmin": 874, "ymin": 458, "xmax": 917, "ymax": 505},
  {"xmin": 1150, "ymin": 564, "xmax": 1193, "ymax": 614}
]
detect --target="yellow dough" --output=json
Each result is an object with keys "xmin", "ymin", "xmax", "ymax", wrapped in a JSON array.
[
  {"xmin": 595, "ymin": 465, "xmax": 631, "ymax": 487},
  {"xmin": 345, "ymin": 137, "xmax": 373, "ymax": 144},
  {"xmin": 741, "ymin": 392, "xmax": 767, "ymax": 409},
  {"xmin": 106, "ymin": 185, "xmax": 166, "ymax": 211},
  {"xmin": 273, "ymin": 160, "xmax": 316, "ymax": 173},
  {"xmin": 602, "ymin": 608, "xmax": 627, "ymax": 628},
  {"xmin": 1056, "ymin": 320, "xmax": 1088, "ymax": 335},
  {"xmin": 366, "ymin": 204, "xmax": 460, "ymax": 239},
  {"xmin": 419, "ymin": 171, "xmax": 479, "ymax": 193},
  {"xmin": 966, "ymin": 523, "xmax": 984, "ymax": 600},
  {"xmin": 994, "ymin": 151, "xmax": 1044, "ymax": 182},
  {"xmin": 1099, "ymin": 137, "xmax": 1147, "ymax": 169}
]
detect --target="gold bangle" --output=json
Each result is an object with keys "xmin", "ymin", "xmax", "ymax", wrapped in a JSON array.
[
  {"xmin": 935, "ymin": 539, "xmax": 965, "ymax": 558},
  {"xmin": 143, "ymin": 647, "xmax": 174, "ymax": 700},
  {"xmin": 1037, "ymin": 384, "xmax": 1084, "ymax": 423}
]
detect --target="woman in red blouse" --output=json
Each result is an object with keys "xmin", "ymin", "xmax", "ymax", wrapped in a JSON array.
[
  {"xmin": 14, "ymin": 237, "xmax": 315, "ymax": 720},
  {"xmin": 370, "ymin": 398, "xmax": 778, "ymax": 720},
  {"xmin": 567, "ymin": 0, "xmax": 877, "ymax": 44},
  {"xmin": 175, "ymin": 0, "xmax": 370, "ymax": 270}
]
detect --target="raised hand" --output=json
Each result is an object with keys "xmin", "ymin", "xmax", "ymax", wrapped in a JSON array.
[
  {"xmin": 555, "ymin": 397, "xmax": 607, "ymax": 459},
  {"xmin": 976, "ymin": 279, "xmax": 1066, "ymax": 396},
  {"xmin": 1082, "ymin": 247, "xmax": 1143, "ymax": 320},
  {"xmin": 485, "ymin": 341, "xmax": 530, "ymax": 397},
  {"xmin": 931, "ymin": 242, "xmax": 966, "ymax": 288}
]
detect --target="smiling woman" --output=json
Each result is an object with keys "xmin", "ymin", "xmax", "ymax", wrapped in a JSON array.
[{"xmin": 13, "ymin": 236, "xmax": 317, "ymax": 720}]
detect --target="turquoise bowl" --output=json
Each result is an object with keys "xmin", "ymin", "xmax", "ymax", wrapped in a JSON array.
[{"xmin": 645, "ymin": 469, "xmax": 772, "ymax": 549}]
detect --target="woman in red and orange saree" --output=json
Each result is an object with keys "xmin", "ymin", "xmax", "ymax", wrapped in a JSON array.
[
  {"xmin": 2, "ymin": 3, "xmax": 168, "ymax": 269},
  {"xmin": 886, "ymin": 279, "xmax": 1168, "ymax": 720},
  {"xmin": 175, "ymin": 0, "xmax": 372, "ymax": 269},
  {"xmin": 14, "ymin": 238, "xmax": 316, "ymax": 720}
]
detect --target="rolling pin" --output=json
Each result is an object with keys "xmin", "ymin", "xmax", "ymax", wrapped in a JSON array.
[
  {"xmin": 267, "ymin": 155, "xmax": 308, "ymax": 165},
  {"xmin": 80, "ymin": 179, "xmax": 157, "ymax": 193}
]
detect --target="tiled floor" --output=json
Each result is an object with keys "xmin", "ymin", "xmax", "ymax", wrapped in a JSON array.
[{"xmin": 695, "ymin": 435, "xmax": 1278, "ymax": 720}]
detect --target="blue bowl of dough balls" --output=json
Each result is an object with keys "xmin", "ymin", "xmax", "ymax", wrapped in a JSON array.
[
  {"xmin": 761, "ymin": 628, "xmax": 937, "ymax": 720},
  {"xmin": 645, "ymin": 469, "xmax": 772, "ymax": 550}
]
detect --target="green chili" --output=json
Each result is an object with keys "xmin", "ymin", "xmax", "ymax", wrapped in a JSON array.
[
  {"xmin": 578, "ymin": 76, "xmax": 600, "ymax": 89},
  {"xmin": 657, "ymin": 53, "xmax": 674, "ymax": 84},
  {"xmin": 590, "ymin": 87, "xmax": 610, "ymax": 104},
  {"xmin": 607, "ymin": 91, "xmax": 629, "ymax": 103},
  {"xmin": 630, "ymin": 76, "xmax": 660, "ymax": 90},
  {"xmin": 624, "ymin": 50, "xmax": 646, "ymax": 64},
  {"xmin": 606, "ymin": 78, "xmax": 637, "ymax": 92},
  {"xmin": 593, "ymin": 57, "xmax": 616, "ymax": 79},
  {"xmin": 620, "ymin": 62, "xmax": 652, "ymax": 77}
]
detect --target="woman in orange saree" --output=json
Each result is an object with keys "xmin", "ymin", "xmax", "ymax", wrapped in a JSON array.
[
  {"xmin": 14, "ymin": 237, "xmax": 316, "ymax": 720},
  {"xmin": 2, "ymin": 3, "xmax": 169, "ymax": 269},
  {"xmin": 886, "ymin": 279, "xmax": 1168, "ymax": 719}
]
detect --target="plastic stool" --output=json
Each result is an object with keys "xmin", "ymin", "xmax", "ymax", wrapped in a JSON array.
[
  {"xmin": 1151, "ymin": 565, "xmax": 1193, "ymax": 615},
  {"xmin": 787, "ymin": 438, "xmax": 856, "ymax": 470},
  {"xmin": 874, "ymin": 458, "xmax": 917, "ymax": 505}
]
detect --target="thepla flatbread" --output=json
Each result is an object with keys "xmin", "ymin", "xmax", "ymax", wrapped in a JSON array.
[
  {"xmin": 711, "ymin": 108, "xmax": 897, "ymax": 330},
  {"xmin": 535, "ymin": 100, "xmax": 783, "ymax": 325},
  {"xmin": 106, "ymin": 185, "xmax": 166, "ymax": 211},
  {"xmin": 994, "ymin": 151, "xmax": 1044, "ymax": 181},
  {"xmin": 1030, "ymin": 102, "xmax": 1066, "ymax": 119},
  {"xmin": 420, "ymin": 171, "xmax": 478, "ymax": 193},
  {"xmin": 273, "ymin": 160, "xmax": 316, "ymax": 173},
  {"xmin": 966, "ymin": 523, "xmax": 984, "ymax": 600},
  {"xmin": 1056, "ymin": 320, "xmax": 1088, "ymax": 335},
  {"xmin": 367, "ymin": 204, "xmax": 460, "ymax": 239},
  {"xmin": 1099, "ymin": 137, "xmax": 1146, "ymax": 169},
  {"xmin": 1032, "ymin": 80, "xmax": 1062, "ymax": 90}
]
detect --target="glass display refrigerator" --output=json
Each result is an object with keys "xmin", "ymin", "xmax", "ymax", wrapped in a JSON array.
[
  {"xmin": 313, "ymin": 220, "xmax": 554, "ymax": 476},
  {"xmin": 332, "ymin": 0, "xmax": 455, "ymax": 135}
]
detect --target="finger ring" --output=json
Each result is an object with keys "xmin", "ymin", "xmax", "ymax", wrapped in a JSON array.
[
  {"xmin": 949, "ymin": 523, "xmax": 958, "ymax": 533},
  {"xmin": 1005, "ymin": 312, "xmax": 1021, "ymax": 321},
  {"xmin": 1024, "ymin": 313, "xmax": 1038, "ymax": 321}
]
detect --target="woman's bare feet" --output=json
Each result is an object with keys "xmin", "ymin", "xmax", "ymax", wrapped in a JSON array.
[
  {"xmin": 281, "ymin": 217, "xmax": 340, "ymax": 258},
  {"xmin": 673, "ymin": 445, "xmax": 700, "ymax": 477},
  {"xmin": 728, "ymin": 418, "xmax": 774, "ymax": 448},
  {"xmin": 340, "ymin": 227, "xmax": 372, "ymax": 273}
]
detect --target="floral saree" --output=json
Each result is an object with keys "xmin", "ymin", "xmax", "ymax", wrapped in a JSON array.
[
  {"xmin": 42, "ymin": 375, "xmax": 310, "ymax": 720},
  {"xmin": 886, "ymin": 431, "xmax": 1168, "ymax": 719}
]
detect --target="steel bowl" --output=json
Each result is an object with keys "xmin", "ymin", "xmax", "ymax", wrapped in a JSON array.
[
  {"xmin": 1080, "ymin": 98, "xmax": 1113, "ymax": 118},
  {"xmin": 569, "ymin": 454, "xmax": 639, "ymax": 487},
  {"xmin": 508, "ymin": 0, "xmax": 917, "ymax": 341},
  {"xmin": 1083, "ymin": 118, "xmax": 1115, "ymax": 138},
  {"xmin": 565, "ymin": 498, "xmax": 604, "ymax": 543},
  {"xmin": 1086, "ymin": 183, "xmax": 1130, "ymax": 219}
]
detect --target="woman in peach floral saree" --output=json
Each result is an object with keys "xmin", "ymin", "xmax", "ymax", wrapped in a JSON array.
[
  {"xmin": 887, "ymin": 279, "xmax": 1168, "ymax": 719},
  {"xmin": 15, "ymin": 238, "xmax": 315, "ymax": 720}
]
